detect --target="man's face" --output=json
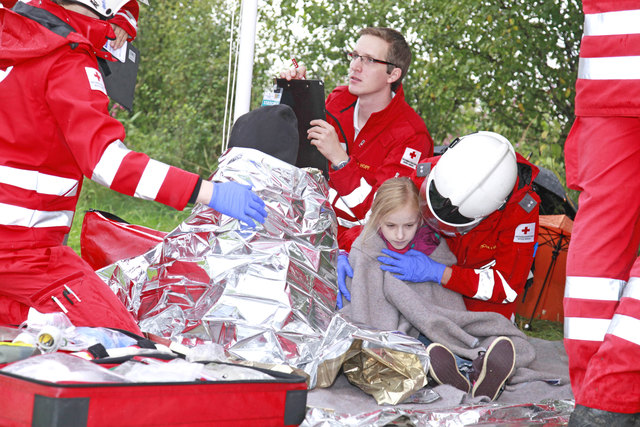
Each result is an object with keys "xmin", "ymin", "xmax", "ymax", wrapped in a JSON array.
[{"xmin": 348, "ymin": 35, "xmax": 396, "ymax": 97}]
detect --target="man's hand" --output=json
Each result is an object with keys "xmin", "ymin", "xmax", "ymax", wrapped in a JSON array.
[
  {"xmin": 279, "ymin": 65, "xmax": 307, "ymax": 80},
  {"xmin": 336, "ymin": 252, "xmax": 353, "ymax": 309},
  {"xmin": 110, "ymin": 24, "xmax": 129, "ymax": 50},
  {"xmin": 307, "ymin": 119, "xmax": 348, "ymax": 166},
  {"xmin": 208, "ymin": 182, "xmax": 268, "ymax": 227},
  {"xmin": 377, "ymin": 249, "xmax": 447, "ymax": 283}
]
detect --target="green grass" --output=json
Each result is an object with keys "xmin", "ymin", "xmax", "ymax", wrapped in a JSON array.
[
  {"xmin": 516, "ymin": 314, "xmax": 564, "ymax": 341},
  {"xmin": 68, "ymin": 179, "xmax": 188, "ymax": 255}
]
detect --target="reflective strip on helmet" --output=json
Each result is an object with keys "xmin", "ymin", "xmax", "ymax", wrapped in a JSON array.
[
  {"xmin": 608, "ymin": 314, "xmax": 640, "ymax": 346},
  {"xmin": 91, "ymin": 140, "xmax": 131, "ymax": 187},
  {"xmin": 0, "ymin": 202, "xmax": 73, "ymax": 228},
  {"xmin": 584, "ymin": 9, "xmax": 640, "ymax": 37},
  {"xmin": 564, "ymin": 317, "xmax": 610, "ymax": 342},
  {"xmin": 578, "ymin": 56, "xmax": 640, "ymax": 80},
  {"xmin": 564, "ymin": 276, "xmax": 624, "ymax": 301},
  {"xmin": 0, "ymin": 165, "xmax": 78, "ymax": 197},
  {"xmin": 134, "ymin": 159, "xmax": 170, "ymax": 201}
]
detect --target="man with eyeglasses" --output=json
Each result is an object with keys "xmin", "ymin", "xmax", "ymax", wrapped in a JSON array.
[{"xmin": 281, "ymin": 27, "xmax": 433, "ymax": 251}]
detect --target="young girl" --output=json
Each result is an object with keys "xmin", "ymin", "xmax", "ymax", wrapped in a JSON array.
[
  {"xmin": 340, "ymin": 177, "xmax": 517, "ymax": 401},
  {"xmin": 360, "ymin": 176, "xmax": 439, "ymax": 257}
]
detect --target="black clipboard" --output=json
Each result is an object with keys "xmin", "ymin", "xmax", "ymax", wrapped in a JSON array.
[
  {"xmin": 275, "ymin": 78, "xmax": 328, "ymax": 177},
  {"xmin": 98, "ymin": 44, "xmax": 140, "ymax": 111}
]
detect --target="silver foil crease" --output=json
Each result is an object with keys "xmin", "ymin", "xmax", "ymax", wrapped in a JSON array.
[
  {"xmin": 99, "ymin": 147, "xmax": 347, "ymax": 387},
  {"xmin": 302, "ymin": 400, "xmax": 574, "ymax": 426}
]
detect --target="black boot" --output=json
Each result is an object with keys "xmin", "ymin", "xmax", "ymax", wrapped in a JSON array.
[{"xmin": 569, "ymin": 404, "xmax": 640, "ymax": 427}]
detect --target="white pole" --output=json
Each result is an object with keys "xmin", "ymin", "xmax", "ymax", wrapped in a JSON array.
[{"xmin": 233, "ymin": 0, "xmax": 258, "ymax": 123}]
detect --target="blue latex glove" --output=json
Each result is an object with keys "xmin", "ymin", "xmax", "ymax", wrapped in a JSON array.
[
  {"xmin": 377, "ymin": 249, "xmax": 447, "ymax": 283},
  {"xmin": 336, "ymin": 252, "xmax": 353, "ymax": 309},
  {"xmin": 208, "ymin": 182, "xmax": 267, "ymax": 227}
]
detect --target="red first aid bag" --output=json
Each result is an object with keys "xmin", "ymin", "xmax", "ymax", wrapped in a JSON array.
[
  {"xmin": 0, "ymin": 362, "xmax": 308, "ymax": 426},
  {"xmin": 80, "ymin": 210, "xmax": 167, "ymax": 271}
]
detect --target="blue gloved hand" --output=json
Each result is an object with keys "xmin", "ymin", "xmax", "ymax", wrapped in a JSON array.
[
  {"xmin": 336, "ymin": 252, "xmax": 353, "ymax": 309},
  {"xmin": 208, "ymin": 182, "xmax": 268, "ymax": 227},
  {"xmin": 377, "ymin": 249, "xmax": 447, "ymax": 283}
]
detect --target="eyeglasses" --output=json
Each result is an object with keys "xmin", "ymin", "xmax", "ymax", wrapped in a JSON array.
[{"xmin": 347, "ymin": 51, "xmax": 397, "ymax": 68}]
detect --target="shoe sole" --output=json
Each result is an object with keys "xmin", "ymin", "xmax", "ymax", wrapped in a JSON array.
[
  {"xmin": 427, "ymin": 343, "xmax": 471, "ymax": 393},
  {"xmin": 472, "ymin": 337, "xmax": 516, "ymax": 400}
]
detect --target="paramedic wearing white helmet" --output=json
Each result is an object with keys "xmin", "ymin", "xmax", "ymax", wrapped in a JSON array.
[
  {"xmin": 338, "ymin": 131, "xmax": 541, "ymax": 320},
  {"xmin": 0, "ymin": 0, "xmax": 267, "ymax": 334}
]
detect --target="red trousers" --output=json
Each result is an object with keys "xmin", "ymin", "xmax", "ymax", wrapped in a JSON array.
[
  {"xmin": 0, "ymin": 245, "xmax": 141, "ymax": 334},
  {"xmin": 564, "ymin": 116, "xmax": 640, "ymax": 413}
]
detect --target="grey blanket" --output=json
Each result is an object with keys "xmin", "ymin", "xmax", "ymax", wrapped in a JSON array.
[{"xmin": 339, "ymin": 232, "xmax": 570, "ymax": 387}]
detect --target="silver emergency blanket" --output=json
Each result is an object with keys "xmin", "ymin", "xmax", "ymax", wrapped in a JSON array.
[
  {"xmin": 302, "ymin": 400, "xmax": 574, "ymax": 426},
  {"xmin": 96, "ymin": 147, "xmax": 575, "ymax": 421},
  {"xmin": 98, "ymin": 147, "xmax": 433, "ymax": 391}
]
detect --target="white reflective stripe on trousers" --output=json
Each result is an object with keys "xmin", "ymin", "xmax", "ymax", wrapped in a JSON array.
[
  {"xmin": 564, "ymin": 317, "xmax": 611, "ymax": 342},
  {"xmin": 134, "ymin": 159, "xmax": 170, "ymax": 201},
  {"xmin": 564, "ymin": 276, "xmax": 625, "ymax": 301},
  {"xmin": 564, "ymin": 276, "xmax": 630, "ymax": 342},
  {"xmin": 0, "ymin": 164, "xmax": 78, "ymax": 197},
  {"xmin": 608, "ymin": 314, "xmax": 640, "ymax": 346},
  {"xmin": 91, "ymin": 139, "xmax": 131, "ymax": 187},
  {"xmin": 0, "ymin": 202, "xmax": 73, "ymax": 228},
  {"xmin": 578, "ymin": 56, "xmax": 640, "ymax": 80},
  {"xmin": 584, "ymin": 9, "xmax": 640, "ymax": 37}
]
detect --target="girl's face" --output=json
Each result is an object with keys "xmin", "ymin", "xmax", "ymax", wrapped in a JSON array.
[{"xmin": 379, "ymin": 204, "xmax": 421, "ymax": 250}]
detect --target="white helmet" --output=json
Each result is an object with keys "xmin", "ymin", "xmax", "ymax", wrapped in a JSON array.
[
  {"xmin": 70, "ymin": 0, "xmax": 130, "ymax": 19},
  {"xmin": 421, "ymin": 131, "xmax": 518, "ymax": 236}
]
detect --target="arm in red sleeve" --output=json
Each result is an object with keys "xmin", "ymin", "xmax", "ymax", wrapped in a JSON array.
[
  {"xmin": 444, "ymin": 193, "xmax": 540, "ymax": 305},
  {"xmin": 47, "ymin": 48, "xmax": 199, "ymax": 211},
  {"xmin": 109, "ymin": 0, "xmax": 139, "ymax": 40}
]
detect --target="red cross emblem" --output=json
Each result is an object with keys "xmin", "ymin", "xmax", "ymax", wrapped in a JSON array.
[
  {"xmin": 522, "ymin": 226, "xmax": 530, "ymax": 234},
  {"xmin": 409, "ymin": 151, "xmax": 417, "ymax": 159},
  {"xmin": 94, "ymin": 71, "xmax": 102, "ymax": 81}
]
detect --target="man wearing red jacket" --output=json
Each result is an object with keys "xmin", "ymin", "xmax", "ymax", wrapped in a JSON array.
[
  {"xmin": 563, "ymin": 2, "xmax": 640, "ymax": 425},
  {"xmin": 281, "ymin": 27, "xmax": 434, "ymax": 250},
  {"xmin": 0, "ymin": 0, "xmax": 267, "ymax": 334}
]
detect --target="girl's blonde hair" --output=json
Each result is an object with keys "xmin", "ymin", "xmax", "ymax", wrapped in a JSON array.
[{"xmin": 362, "ymin": 177, "xmax": 423, "ymax": 239}]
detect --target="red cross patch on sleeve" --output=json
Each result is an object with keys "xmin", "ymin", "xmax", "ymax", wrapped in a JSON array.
[
  {"xmin": 514, "ymin": 222, "xmax": 536, "ymax": 243},
  {"xmin": 400, "ymin": 147, "xmax": 421, "ymax": 169},
  {"xmin": 85, "ymin": 67, "xmax": 107, "ymax": 95}
]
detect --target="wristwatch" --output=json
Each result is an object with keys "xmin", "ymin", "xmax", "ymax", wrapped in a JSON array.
[{"xmin": 332, "ymin": 157, "xmax": 350, "ymax": 171}]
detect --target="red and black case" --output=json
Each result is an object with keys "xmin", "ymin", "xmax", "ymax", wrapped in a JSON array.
[{"xmin": 0, "ymin": 365, "xmax": 307, "ymax": 426}]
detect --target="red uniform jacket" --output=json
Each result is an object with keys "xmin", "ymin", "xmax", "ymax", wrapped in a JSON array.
[
  {"xmin": 0, "ymin": 2, "xmax": 199, "ymax": 250},
  {"xmin": 414, "ymin": 154, "xmax": 540, "ymax": 319},
  {"xmin": 325, "ymin": 85, "xmax": 434, "ymax": 249},
  {"xmin": 575, "ymin": 0, "xmax": 640, "ymax": 116}
]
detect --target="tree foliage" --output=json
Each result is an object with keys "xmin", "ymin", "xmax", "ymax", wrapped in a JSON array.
[
  {"xmin": 120, "ymin": 0, "xmax": 582, "ymax": 187},
  {"xmin": 253, "ymin": 0, "xmax": 582, "ymax": 182}
]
